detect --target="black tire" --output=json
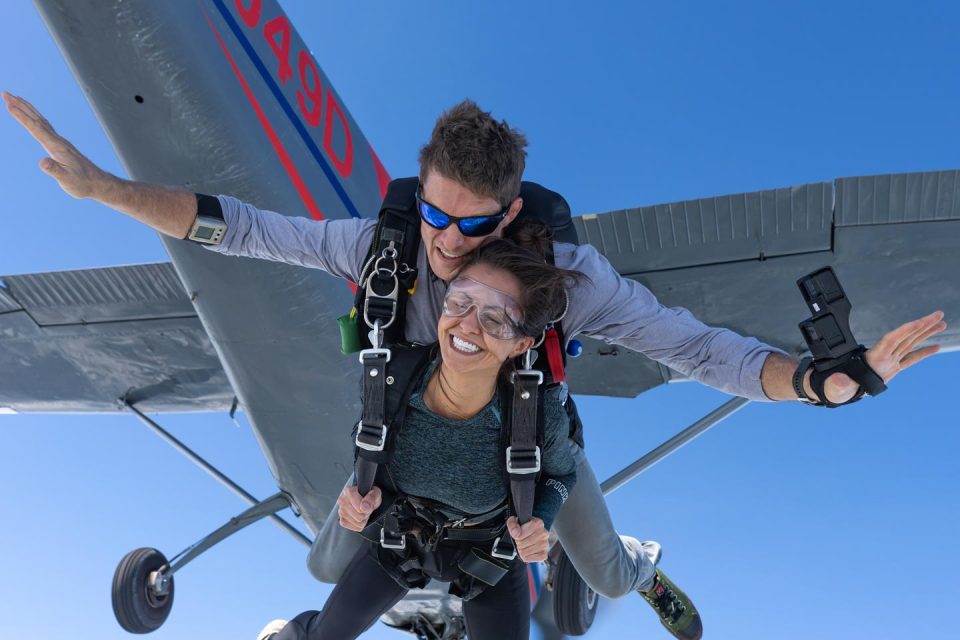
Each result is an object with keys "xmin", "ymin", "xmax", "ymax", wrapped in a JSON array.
[
  {"xmin": 552, "ymin": 547, "xmax": 598, "ymax": 636},
  {"xmin": 111, "ymin": 547, "xmax": 174, "ymax": 634}
]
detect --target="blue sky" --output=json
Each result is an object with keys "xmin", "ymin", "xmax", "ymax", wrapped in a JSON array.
[{"xmin": 2, "ymin": 2, "xmax": 958, "ymax": 639}]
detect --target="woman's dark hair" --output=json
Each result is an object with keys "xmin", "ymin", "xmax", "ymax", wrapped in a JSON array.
[{"xmin": 457, "ymin": 219, "xmax": 586, "ymax": 339}]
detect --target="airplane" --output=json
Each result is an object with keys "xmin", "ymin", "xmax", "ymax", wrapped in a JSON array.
[{"xmin": 2, "ymin": 2, "xmax": 958, "ymax": 639}]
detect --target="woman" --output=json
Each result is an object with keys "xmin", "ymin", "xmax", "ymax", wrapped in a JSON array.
[{"xmin": 273, "ymin": 226, "xmax": 582, "ymax": 640}]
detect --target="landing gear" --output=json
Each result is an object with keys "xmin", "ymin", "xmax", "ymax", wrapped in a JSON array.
[
  {"xmin": 108, "ymin": 492, "xmax": 307, "ymax": 632},
  {"xmin": 108, "ymin": 403, "xmax": 313, "ymax": 633},
  {"xmin": 112, "ymin": 547, "xmax": 174, "ymax": 634},
  {"xmin": 551, "ymin": 546, "xmax": 598, "ymax": 636}
]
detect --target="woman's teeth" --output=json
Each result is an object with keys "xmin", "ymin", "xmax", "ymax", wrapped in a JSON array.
[{"xmin": 452, "ymin": 335, "xmax": 480, "ymax": 353}]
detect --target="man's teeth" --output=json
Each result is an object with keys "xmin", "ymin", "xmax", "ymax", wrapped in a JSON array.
[
  {"xmin": 452, "ymin": 335, "xmax": 480, "ymax": 353},
  {"xmin": 439, "ymin": 247, "xmax": 462, "ymax": 259}
]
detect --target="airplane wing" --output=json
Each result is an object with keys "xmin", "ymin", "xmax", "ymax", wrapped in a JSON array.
[
  {"xmin": 565, "ymin": 170, "xmax": 960, "ymax": 397},
  {"xmin": 5, "ymin": 170, "xmax": 957, "ymax": 413},
  {"xmin": 0, "ymin": 262, "xmax": 233, "ymax": 413}
]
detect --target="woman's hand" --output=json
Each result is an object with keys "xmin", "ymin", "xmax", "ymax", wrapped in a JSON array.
[
  {"xmin": 337, "ymin": 485, "xmax": 382, "ymax": 532},
  {"xmin": 506, "ymin": 516, "xmax": 550, "ymax": 563}
]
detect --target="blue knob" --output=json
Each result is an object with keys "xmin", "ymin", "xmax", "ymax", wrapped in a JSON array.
[{"xmin": 566, "ymin": 339, "xmax": 583, "ymax": 358}]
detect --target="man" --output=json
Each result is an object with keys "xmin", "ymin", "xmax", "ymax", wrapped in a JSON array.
[{"xmin": 4, "ymin": 92, "xmax": 945, "ymax": 640}]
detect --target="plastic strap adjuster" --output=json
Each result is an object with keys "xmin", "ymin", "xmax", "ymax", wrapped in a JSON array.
[{"xmin": 506, "ymin": 446, "xmax": 541, "ymax": 474}]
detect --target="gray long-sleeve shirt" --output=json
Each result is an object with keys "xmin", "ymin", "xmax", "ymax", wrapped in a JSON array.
[{"xmin": 205, "ymin": 195, "xmax": 783, "ymax": 401}]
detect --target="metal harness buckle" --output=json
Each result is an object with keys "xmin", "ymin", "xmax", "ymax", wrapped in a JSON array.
[
  {"xmin": 355, "ymin": 421, "xmax": 388, "ymax": 452},
  {"xmin": 362, "ymin": 247, "xmax": 400, "ymax": 331},
  {"xmin": 490, "ymin": 536, "xmax": 517, "ymax": 560},
  {"xmin": 380, "ymin": 528, "xmax": 406, "ymax": 550},
  {"xmin": 510, "ymin": 369, "xmax": 544, "ymax": 385},
  {"xmin": 505, "ymin": 446, "xmax": 541, "ymax": 474},
  {"xmin": 358, "ymin": 348, "xmax": 392, "ymax": 364}
]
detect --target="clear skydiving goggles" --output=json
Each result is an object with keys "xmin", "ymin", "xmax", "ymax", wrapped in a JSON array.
[{"xmin": 442, "ymin": 277, "xmax": 525, "ymax": 340}]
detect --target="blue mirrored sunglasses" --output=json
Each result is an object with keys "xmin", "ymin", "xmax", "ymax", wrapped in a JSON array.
[{"xmin": 415, "ymin": 187, "xmax": 509, "ymax": 238}]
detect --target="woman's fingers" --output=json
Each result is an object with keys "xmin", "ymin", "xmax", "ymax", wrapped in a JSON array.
[{"xmin": 507, "ymin": 517, "xmax": 549, "ymax": 562}]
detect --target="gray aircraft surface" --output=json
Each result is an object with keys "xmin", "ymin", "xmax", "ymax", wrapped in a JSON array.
[{"xmin": 1, "ymin": 1, "xmax": 959, "ymax": 638}]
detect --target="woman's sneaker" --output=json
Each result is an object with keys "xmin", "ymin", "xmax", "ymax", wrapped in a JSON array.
[
  {"xmin": 256, "ymin": 619, "xmax": 288, "ymax": 640},
  {"xmin": 639, "ymin": 569, "xmax": 703, "ymax": 640}
]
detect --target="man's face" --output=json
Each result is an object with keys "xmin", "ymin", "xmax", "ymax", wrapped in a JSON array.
[{"xmin": 419, "ymin": 169, "xmax": 522, "ymax": 282}]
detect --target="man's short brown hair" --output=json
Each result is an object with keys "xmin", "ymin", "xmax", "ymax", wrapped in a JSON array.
[{"xmin": 418, "ymin": 100, "xmax": 528, "ymax": 207}]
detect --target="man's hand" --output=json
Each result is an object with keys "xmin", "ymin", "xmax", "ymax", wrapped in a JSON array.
[
  {"xmin": 819, "ymin": 310, "xmax": 945, "ymax": 404},
  {"xmin": 337, "ymin": 485, "xmax": 382, "ymax": 532},
  {"xmin": 3, "ymin": 91, "xmax": 111, "ymax": 199},
  {"xmin": 506, "ymin": 516, "xmax": 549, "ymax": 563},
  {"xmin": 3, "ymin": 91, "xmax": 197, "ymax": 237}
]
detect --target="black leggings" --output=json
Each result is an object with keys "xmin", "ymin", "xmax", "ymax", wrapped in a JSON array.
[{"xmin": 276, "ymin": 545, "xmax": 531, "ymax": 640}]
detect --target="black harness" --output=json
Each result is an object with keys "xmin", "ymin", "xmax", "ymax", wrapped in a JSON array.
[
  {"xmin": 345, "ymin": 177, "xmax": 582, "ymax": 598},
  {"xmin": 353, "ymin": 344, "xmax": 544, "ymax": 599},
  {"xmin": 340, "ymin": 176, "xmax": 586, "ymax": 442}
]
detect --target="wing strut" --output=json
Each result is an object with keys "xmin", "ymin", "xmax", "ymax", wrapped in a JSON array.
[
  {"xmin": 600, "ymin": 396, "xmax": 751, "ymax": 496},
  {"xmin": 123, "ymin": 399, "xmax": 311, "ymax": 547}
]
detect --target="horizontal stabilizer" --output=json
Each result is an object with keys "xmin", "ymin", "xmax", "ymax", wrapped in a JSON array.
[{"xmin": 0, "ymin": 262, "xmax": 233, "ymax": 414}]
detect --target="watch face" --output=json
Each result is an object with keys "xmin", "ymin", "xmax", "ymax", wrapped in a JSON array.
[{"xmin": 194, "ymin": 226, "xmax": 216, "ymax": 240}]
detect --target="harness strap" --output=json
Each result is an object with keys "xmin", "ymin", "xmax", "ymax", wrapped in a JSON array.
[
  {"xmin": 543, "ymin": 325, "xmax": 566, "ymax": 384},
  {"xmin": 457, "ymin": 548, "xmax": 512, "ymax": 586},
  {"xmin": 507, "ymin": 367, "xmax": 543, "ymax": 524},
  {"xmin": 356, "ymin": 347, "xmax": 390, "ymax": 495},
  {"xmin": 806, "ymin": 346, "xmax": 885, "ymax": 407}
]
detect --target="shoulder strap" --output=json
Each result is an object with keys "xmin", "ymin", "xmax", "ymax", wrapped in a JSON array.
[
  {"xmin": 355, "ymin": 344, "xmax": 435, "ymax": 495},
  {"xmin": 502, "ymin": 358, "xmax": 546, "ymax": 526},
  {"xmin": 352, "ymin": 177, "xmax": 421, "ymax": 349}
]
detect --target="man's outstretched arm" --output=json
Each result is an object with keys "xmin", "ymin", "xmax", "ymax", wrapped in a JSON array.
[
  {"xmin": 760, "ymin": 310, "xmax": 946, "ymax": 403},
  {"xmin": 4, "ymin": 91, "xmax": 196, "ymax": 238}
]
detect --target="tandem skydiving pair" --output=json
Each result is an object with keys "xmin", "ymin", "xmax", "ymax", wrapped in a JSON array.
[{"xmin": 7, "ymin": 89, "xmax": 945, "ymax": 640}]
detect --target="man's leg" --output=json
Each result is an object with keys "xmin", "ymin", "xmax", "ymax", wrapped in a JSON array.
[
  {"xmin": 553, "ymin": 444, "xmax": 703, "ymax": 640},
  {"xmin": 552, "ymin": 443, "xmax": 659, "ymax": 598},
  {"xmin": 307, "ymin": 474, "xmax": 366, "ymax": 583}
]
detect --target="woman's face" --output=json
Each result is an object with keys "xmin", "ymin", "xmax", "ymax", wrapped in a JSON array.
[{"xmin": 437, "ymin": 263, "xmax": 535, "ymax": 378}]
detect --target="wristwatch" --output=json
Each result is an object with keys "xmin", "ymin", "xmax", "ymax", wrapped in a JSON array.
[
  {"xmin": 792, "ymin": 356, "xmax": 821, "ymax": 405},
  {"xmin": 185, "ymin": 193, "xmax": 227, "ymax": 245}
]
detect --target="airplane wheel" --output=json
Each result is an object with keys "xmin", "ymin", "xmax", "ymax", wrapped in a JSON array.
[
  {"xmin": 111, "ymin": 547, "xmax": 174, "ymax": 633},
  {"xmin": 552, "ymin": 547, "xmax": 598, "ymax": 636}
]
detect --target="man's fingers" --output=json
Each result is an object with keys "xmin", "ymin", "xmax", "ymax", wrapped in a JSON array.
[
  {"xmin": 5, "ymin": 96, "xmax": 71, "ymax": 158},
  {"xmin": 6, "ymin": 92, "xmax": 45, "ymax": 121},
  {"xmin": 892, "ymin": 313, "xmax": 943, "ymax": 354},
  {"xmin": 893, "ymin": 320, "xmax": 945, "ymax": 361},
  {"xmin": 899, "ymin": 344, "xmax": 941, "ymax": 370},
  {"xmin": 872, "ymin": 313, "xmax": 932, "ymax": 355},
  {"xmin": 39, "ymin": 158, "xmax": 64, "ymax": 178},
  {"xmin": 877, "ymin": 311, "xmax": 945, "ymax": 356}
]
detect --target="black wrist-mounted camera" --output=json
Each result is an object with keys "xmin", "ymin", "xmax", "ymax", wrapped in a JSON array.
[{"xmin": 793, "ymin": 267, "xmax": 886, "ymax": 407}]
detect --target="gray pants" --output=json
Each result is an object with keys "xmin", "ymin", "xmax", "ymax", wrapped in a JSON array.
[{"xmin": 308, "ymin": 444, "xmax": 658, "ymax": 598}]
